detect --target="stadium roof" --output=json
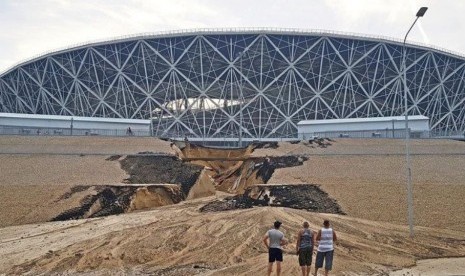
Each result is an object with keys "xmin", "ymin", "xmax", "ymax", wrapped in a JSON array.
[{"xmin": 2, "ymin": 27, "xmax": 465, "ymax": 77}]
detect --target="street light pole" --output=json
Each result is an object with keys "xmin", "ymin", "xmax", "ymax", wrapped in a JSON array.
[
  {"xmin": 237, "ymin": 52, "xmax": 244, "ymax": 148},
  {"xmin": 403, "ymin": 6, "xmax": 428, "ymax": 238}
]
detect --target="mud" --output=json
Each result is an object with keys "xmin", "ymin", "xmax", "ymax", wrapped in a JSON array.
[
  {"xmin": 105, "ymin": 155, "xmax": 122, "ymax": 161},
  {"xmin": 251, "ymin": 141, "xmax": 279, "ymax": 149},
  {"xmin": 54, "ymin": 185, "xmax": 93, "ymax": 201},
  {"xmin": 255, "ymin": 155, "xmax": 308, "ymax": 183},
  {"xmin": 51, "ymin": 185, "xmax": 183, "ymax": 221},
  {"xmin": 200, "ymin": 184, "xmax": 345, "ymax": 214},
  {"xmin": 290, "ymin": 138, "xmax": 334, "ymax": 148},
  {"xmin": 153, "ymin": 263, "xmax": 218, "ymax": 276},
  {"xmin": 120, "ymin": 155, "xmax": 203, "ymax": 196}
]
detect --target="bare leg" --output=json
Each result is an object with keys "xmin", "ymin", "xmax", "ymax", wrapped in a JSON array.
[
  {"xmin": 324, "ymin": 269, "xmax": 329, "ymax": 276},
  {"xmin": 301, "ymin": 266, "xmax": 306, "ymax": 276},
  {"xmin": 306, "ymin": 266, "xmax": 311, "ymax": 276},
  {"xmin": 276, "ymin": 261, "xmax": 281, "ymax": 276},
  {"xmin": 314, "ymin": 267, "xmax": 319, "ymax": 276},
  {"xmin": 267, "ymin": 263, "xmax": 273, "ymax": 276}
]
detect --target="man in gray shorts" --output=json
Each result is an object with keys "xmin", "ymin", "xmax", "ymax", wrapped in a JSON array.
[
  {"xmin": 296, "ymin": 221, "xmax": 316, "ymax": 276},
  {"xmin": 263, "ymin": 220, "xmax": 287, "ymax": 276},
  {"xmin": 315, "ymin": 219, "xmax": 337, "ymax": 276}
]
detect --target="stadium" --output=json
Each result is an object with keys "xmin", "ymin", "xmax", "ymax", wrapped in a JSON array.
[{"xmin": 1, "ymin": 28, "xmax": 465, "ymax": 139}]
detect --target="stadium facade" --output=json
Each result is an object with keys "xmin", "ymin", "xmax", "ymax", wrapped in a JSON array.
[{"xmin": 1, "ymin": 29, "xmax": 465, "ymax": 139}]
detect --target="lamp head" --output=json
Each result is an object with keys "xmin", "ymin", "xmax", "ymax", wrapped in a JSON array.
[{"xmin": 416, "ymin": 7, "xmax": 428, "ymax": 17}]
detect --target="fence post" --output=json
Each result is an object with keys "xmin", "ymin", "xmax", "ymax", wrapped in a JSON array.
[{"xmin": 70, "ymin": 117, "xmax": 74, "ymax": 136}]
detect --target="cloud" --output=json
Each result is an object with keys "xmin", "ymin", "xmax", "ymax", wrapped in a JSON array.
[{"xmin": 1, "ymin": 0, "xmax": 465, "ymax": 73}]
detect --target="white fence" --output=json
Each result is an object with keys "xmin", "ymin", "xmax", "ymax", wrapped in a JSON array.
[
  {"xmin": 1, "ymin": 125, "xmax": 464, "ymax": 142},
  {"xmin": 0, "ymin": 126, "xmax": 150, "ymax": 137}
]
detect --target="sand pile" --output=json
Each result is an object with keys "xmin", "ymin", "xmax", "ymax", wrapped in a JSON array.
[
  {"xmin": 186, "ymin": 169, "xmax": 216, "ymax": 200},
  {"xmin": 1, "ymin": 197, "xmax": 465, "ymax": 275},
  {"xmin": 128, "ymin": 186, "xmax": 183, "ymax": 211}
]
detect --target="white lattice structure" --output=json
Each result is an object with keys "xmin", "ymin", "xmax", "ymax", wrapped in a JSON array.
[{"xmin": 1, "ymin": 28, "xmax": 464, "ymax": 139}]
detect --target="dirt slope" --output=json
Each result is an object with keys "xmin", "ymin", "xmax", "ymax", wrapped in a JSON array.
[
  {"xmin": 251, "ymin": 138, "xmax": 465, "ymax": 156},
  {"xmin": 1, "ymin": 196, "xmax": 464, "ymax": 275},
  {"xmin": 0, "ymin": 154, "xmax": 128, "ymax": 227},
  {"xmin": 254, "ymin": 140, "xmax": 465, "ymax": 231},
  {"xmin": 0, "ymin": 136, "xmax": 174, "ymax": 227},
  {"xmin": 0, "ymin": 136, "xmax": 173, "ymax": 155}
]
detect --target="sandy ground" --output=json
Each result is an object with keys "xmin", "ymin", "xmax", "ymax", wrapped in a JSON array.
[
  {"xmin": 0, "ymin": 154, "xmax": 128, "ymax": 227},
  {"xmin": 252, "ymin": 138, "xmax": 465, "ymax": 156},
  {"xmin": 254, "ymin": 139, "xmax": 465, "ymax": 231},
  {"xmin": 0, "ymin": 136, "xmax": 174, "ymax": 227},
  {"xmin": 269, "ymin": 154, "xmax": 465, "ymax": 231},
  {"xmin": 2, "ymin": 137, "xmax": 465, "ymax": 229},
  {"xmin": 0, "ymin": 135, "xmax": 173, "ymax": 155},
  {"xmin": 0, "ymin": 196, "xmax": 465, "ymax": 275},
  {"xmin": 1, "ymin": 136, "xmax": 465, "ymax": 274},
  {"xmin": 390, "ymin": 257, "xmax": 465, "ymax": 276}
]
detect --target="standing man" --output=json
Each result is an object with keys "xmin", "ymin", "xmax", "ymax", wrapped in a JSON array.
[
  {"xmin": 315, "ymin": 220, "xmax": 337, "ymax": 276},
  {"xmin": 263, "ymin": 220, "xmax": 287, "ymax": 276},
  {"xmin": 296, "ymin": 221, "xmax": 316, "ymax": 276}
]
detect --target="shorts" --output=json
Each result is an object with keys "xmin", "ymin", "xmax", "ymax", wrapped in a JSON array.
[
  {"xmin": 298, "ymin": 247, "xmax": 313, "ymax": 266},
  {"xmin": 268, "ymin": 248, "xmax": 283, "ymax": 263},
  {"xmin": 315, "ymin": 250, "xmax": 334, "ymax": 270}
]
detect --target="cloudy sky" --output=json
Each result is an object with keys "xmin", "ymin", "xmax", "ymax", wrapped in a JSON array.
[{"xmin": 0, "ymin": 0, "xmax": 464, "ymax": 73}]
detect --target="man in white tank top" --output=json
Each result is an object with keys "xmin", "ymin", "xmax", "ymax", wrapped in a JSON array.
[{"xmin": 315, "ymin": 219, "xmax": 337, "ymax": 276}]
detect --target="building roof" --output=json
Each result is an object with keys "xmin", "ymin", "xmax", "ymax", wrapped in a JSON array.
[
  {"xmin": 297, "ymin": 115, "xmax": 429, "ymax": 126},
  {"xmin": 2, "ymin": 28, "xmax": 465, "ymax": 77}
]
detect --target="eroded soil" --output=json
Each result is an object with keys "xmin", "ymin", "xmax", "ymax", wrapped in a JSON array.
[{"xmin": 200, "ymin": 184, "xmax": 344, "ymax": 214}]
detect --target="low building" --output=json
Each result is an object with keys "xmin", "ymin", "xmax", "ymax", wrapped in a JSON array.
[
  {"xmin": 297, "ymin": 116, "xmax": 430, "ymax": 139},
  {"xmin": 0, "ymin": 113, "xmax": 151, "ymax": 136}
]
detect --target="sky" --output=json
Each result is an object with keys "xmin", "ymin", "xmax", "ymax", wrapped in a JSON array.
[{"xmin": 1, "ymin": 0, "xmax": 464, "ymax": 74}]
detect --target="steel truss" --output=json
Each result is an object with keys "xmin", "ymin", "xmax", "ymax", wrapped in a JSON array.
[{"xmin": 1, "ymin": 30, "xmax": 465, "ymax": 138}]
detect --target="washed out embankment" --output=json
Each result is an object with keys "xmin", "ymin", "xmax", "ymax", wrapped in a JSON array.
[
  {"xmin": 175, "ymin": 142, "xmax": 344, "ymax": 214},
  {"xmin": 52, "ymin": 141, "xmax": 344, "ymax": 221},
  {"xmin": 51, "ymin": 184, "xmax": 183, "ymax": 221},
  {"xmin": 200, "ymin": 184, "xmax": 344, "ymax": 214},
  {"xmin": 120, "ymin": 154, "xmax": 204, "ymax": 196},
  {"xmin": 52, "ymin": 154, "xmax": 203, "ymax": 221},
  {"xmin": 173, "ymin": 141, "xmax": 307, "ymax": 193}
]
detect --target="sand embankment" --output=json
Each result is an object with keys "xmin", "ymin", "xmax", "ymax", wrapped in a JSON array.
[
  {"xmin": 253, "ymin": 139, "xmax": 465, "ymax": 231},
  {"xmin": 0, "ymin": 135, "xmax": 173, "ymax": 155},
  {"xmin": 1, "ymin": 136, "xmax": 465, "ymax": 274},
  {"xmin": 390, "ymin": 257, "xmax": 465, "ymax": 276},
  {"xmin": 0, "ymin": 136, "xmax": 174, "ymax": 227},
  {"xmin": 0, "ymin": 196, "xmax": 464, "ymax": 275}
]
